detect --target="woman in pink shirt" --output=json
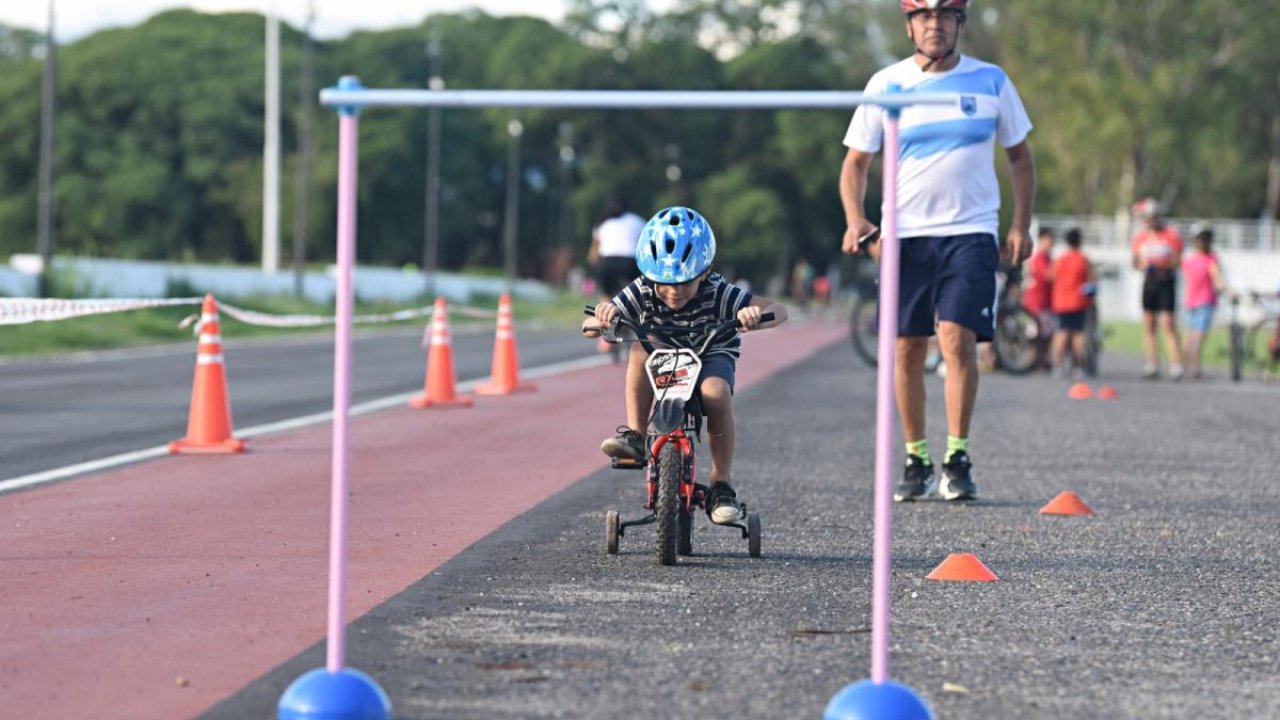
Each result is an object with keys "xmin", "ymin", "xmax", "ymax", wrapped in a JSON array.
[{"xmin": 1181, "ymin": 225, "xmax": 1229, "ymax": 379}]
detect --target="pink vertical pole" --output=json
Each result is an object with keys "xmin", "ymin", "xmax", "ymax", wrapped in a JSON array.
[
  {"xmin": 870, "ymin": 105, "xmax": 902, "ymax": 685},
  {"xmin": 326, "ymin": 106, "xmax": 359, "ymax": 672}
]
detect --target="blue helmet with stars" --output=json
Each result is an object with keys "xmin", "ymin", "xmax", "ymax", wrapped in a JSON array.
[{"xmin": 635, "ymin": 206, "xmax": 716, "ymax": 284}]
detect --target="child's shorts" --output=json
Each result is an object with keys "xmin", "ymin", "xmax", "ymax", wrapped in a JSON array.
[
  {"xmin": 1055, "ymin": 310, "xmax": 1086, "ymax": 332},
  {"xmin": 1184, "ymin": 304, "xmax": 1215, "ymax": 333},
  {"xmin": 697, "ymin": 353, "xmax": 737, "ymax": 394}
]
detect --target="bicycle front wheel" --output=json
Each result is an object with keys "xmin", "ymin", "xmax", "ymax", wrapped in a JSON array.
[
  {"xmin": 849, "ymin": 294, "xmax": 879, "ymax": 368},
  {"xmin": 654, "ymin": 443, "xmax": 681, "ymax": 566},
  {"xmin": 993, "ymin": 305, "xmax": 1038, "ymax": 375},
  {"xmin": 1230, "ymin": 323, "xmax": 1245, "ymax": 382}
]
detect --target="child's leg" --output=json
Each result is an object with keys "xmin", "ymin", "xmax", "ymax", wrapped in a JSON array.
[
  {"xmin": 700, "ymin": 377, "xmax": 734, "ymax": 484},
  {"xmin": 1070, "ymin": 330, "xmax": 1087, "ymax": 370},
  {"xmin": 624, "ymin": 343, "xmax": 654, "ymax": 432},
  {"xmin": 1052, "ymin": 329, "xmax": 1069, "ymax": 370},
  {"xmin": 1183, "ymin": 329, "xmax": 1202, "ymax": 374}
]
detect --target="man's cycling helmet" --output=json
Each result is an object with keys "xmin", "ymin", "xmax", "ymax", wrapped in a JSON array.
[
  {"xmin": 1132, "ymin": 197, "xmax": 1162, "ymax": 219},
  {"xmin": 901, "ymin": 0, "xmax": 969, "ymax": 13},
  {"xmin": 635, "ymin": 206, "xmax": 716, "ymax": 284}
]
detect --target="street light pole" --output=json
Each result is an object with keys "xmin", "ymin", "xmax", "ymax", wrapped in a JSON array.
[
  {"xmin": 423, "ymin": 33, "xmax": 443, "ymax": 297},
  {"xmin": 262, "ymin": 2, "xmax": 281, "ymax": 273},
  {"xmin": 502, "ymin": 118, "xmax": 523, "ymax": 289},
  {"xmin": 557, "ymin": 122, "xmax": 574, "ymax": 251},
  {"xmin": 36, "ymin": 0, "xmax": 57, "ymax": 298}
]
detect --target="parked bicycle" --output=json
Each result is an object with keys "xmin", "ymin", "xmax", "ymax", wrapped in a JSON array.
[
  {"xmin": 584, "ymin": 305, "xmax": 769, "ymax": 565},
  {"xmin": 849, "ymin": 271, "xmax": 1039, "ymax": 375},
  {"xmin": 1227, "ymin": 291, "xmax": 1280, "ymax": 382}
]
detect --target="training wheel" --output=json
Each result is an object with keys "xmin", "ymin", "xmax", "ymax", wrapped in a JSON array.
[
  {"xmin": 605, "ymin": 510, "xmax": 620, "ymax": 554},
  {"xmin": 747, "ymin": 512, "xmax": 762, "ymax": 558}
]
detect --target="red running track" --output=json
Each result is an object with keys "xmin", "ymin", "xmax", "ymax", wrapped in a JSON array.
[{"xmin": 0, "ymin": 320, "xmax": 846, "ymax": 719}]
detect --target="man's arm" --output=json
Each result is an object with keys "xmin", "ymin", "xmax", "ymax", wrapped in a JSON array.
[
  {"xmin": 840, "ymin": 148, "xmax": 878, "ymax": 256},
  {"xmin": 1004, "ymin": 140, "xmax": 1036, "ymax": 265}
]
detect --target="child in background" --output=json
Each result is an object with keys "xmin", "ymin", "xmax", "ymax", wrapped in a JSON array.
[
  {"xmin": 1049, "ymin": 228, "xmax": 1094, "ymax": 378},
  {"xmin": 1180, "ymin": 225, "xmax": 1229, "ymax": 379},
  {"xmin": 1022, "ymin": 228, "xmax": 1056, "ymax": 371}
]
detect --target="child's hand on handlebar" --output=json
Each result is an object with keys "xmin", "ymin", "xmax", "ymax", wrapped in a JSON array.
[
  {"xmin": 737, "ymin": 305, "xmax": 763, "ymax": 331},
  {"xmin": 581, "ymin": 302, "xmax": 618, "ymax": 338}
]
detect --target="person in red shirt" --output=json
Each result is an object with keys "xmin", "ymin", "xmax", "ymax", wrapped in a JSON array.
[
  {"xmin": 1050, "ymin": 228, "xmax": 1094, "ymax": 377},
  {"xmin": 1022, "ymin": 227, "xmax": 1056, "ymax": 370},
  {"xmin": 1130, "ymin": 198, "xmax": 1184, "ymax": 380}
]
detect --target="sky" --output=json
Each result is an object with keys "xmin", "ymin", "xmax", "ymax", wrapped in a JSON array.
[{"xmin": 0, "ymin": 1, "xmax": 581, "ymax": 41}]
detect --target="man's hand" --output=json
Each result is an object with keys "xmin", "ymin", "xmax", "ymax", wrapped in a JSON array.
[
  {"xmin": 1003, "ymin": 226, "xmax": 1032, "ymax": 266},
  {"xmin": 736, "ymin": 305, "xmax": 763, "ymax": 331},
  {"xmin": 842, "ymin": 220, "xmax": 881, "ymax": 261}
]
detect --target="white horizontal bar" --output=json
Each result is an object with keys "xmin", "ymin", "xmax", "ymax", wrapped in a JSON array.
[{"xmin": 318, "ymin": 88, "xmax": 959, "ymax": 111}]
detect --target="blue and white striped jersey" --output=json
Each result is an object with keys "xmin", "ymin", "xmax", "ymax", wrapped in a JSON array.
[
  {"xmin": 611, "ymin": 273, "xmax": 754, "ymax": 359},
  {"xmin": 843, "ymin": 55, "xmax": 1032, "ymax": 239}
]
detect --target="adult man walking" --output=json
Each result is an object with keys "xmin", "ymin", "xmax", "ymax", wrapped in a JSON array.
[
  {"xmin": 1130, "ymin": 197, "xmax": 1183, "ymax": 380},
  {"xmin": 838, "ymin": 0, "xmax": 1036, "ymax": 501}
]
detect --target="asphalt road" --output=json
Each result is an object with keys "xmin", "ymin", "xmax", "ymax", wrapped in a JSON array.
[
  {"xmin": 205, "ymin": 342, "xmax": 1280, "ymax": 720},
  {"xmin": 0, "ymin": 323, "xmax": 595, "ymax": 481}
]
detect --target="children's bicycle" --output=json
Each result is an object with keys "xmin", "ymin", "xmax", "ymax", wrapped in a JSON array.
[{"xmin": 584, "ymin": 306, "xmax": 771, "ymax": 565}]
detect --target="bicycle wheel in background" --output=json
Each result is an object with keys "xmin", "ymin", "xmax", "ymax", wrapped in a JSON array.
[
  {"xmin": 1083, "ymin": 305, "xmax": 1103, "ymax": 377},
  {"xmin": 1229, "ymin": 321, "xmax": 1245, "ymax": 382},
  {"xmin": 849, "ymin": 293, "xmax": 879, "ymax": 368},
  {"xmin": 993, "ymin": 304, "xmax": 1038, "ymax": 375}
]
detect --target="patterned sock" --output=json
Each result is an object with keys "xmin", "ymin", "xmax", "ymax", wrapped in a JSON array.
[
  {"xmin": 945, "ymin": 436, "xmax": 969, "ymax": 463},
  {"xmin": 905, "ymin": 438, "xmax": 931, "ymax": 465}
]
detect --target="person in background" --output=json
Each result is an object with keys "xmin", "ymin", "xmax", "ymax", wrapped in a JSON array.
[
  {"xmin": 1022, "ymin": 227, "xmax": 1056, "ymax": 371},
  {"xmin": 1130, "ymin": 197, "xmax": 1184, "ymax": 380},
  {"xmin": 588, "ymin": 200, "xmax": 646, "ymax": 355},
  {"xmin": 1049, "ymin": 228, "xmax": 1094, "ymax": 378},
  {"xmin": 1180, "ymin": 224, "xmax": 1229, "ymax": 380}
]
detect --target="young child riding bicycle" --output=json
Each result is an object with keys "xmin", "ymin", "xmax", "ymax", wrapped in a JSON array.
[{"xmin": 582, "ymin": 206, "xmax": 788, "ymax": 525}]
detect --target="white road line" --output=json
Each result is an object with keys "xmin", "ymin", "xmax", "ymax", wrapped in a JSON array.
[{"xmin": 0, "ymin": 352, "xmax": 612, "ymax": 495}]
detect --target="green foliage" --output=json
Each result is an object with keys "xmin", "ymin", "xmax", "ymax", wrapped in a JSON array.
[{"xmin": 0, "ymin": 1, "xmax": 1277, "ymax": 297}]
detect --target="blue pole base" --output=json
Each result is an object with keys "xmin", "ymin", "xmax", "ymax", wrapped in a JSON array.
[
  {"xmin": 278, "ymin": 667, "xmax": 391, "ymax": 720},
  {"xmin": 824, "ymin": 679, "xmax": 933, "ymax": 720}
]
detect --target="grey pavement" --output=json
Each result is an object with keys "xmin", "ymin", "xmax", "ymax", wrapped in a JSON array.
[{"xmin": 208, "ymin": 341, "xmax": 1280, "ymax": 720}]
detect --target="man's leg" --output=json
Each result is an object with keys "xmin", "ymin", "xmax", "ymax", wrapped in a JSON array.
[
  {"xmin": 1142, "ymin": 310, "xmax": 1159, "ymax": 373},
  {"xmin": 895, "ymin": 336, "xmax": 930, "ymax": 442},
  {"xmin": 938, "ymin": 320, "xmax": 978, "ymax": 439}
]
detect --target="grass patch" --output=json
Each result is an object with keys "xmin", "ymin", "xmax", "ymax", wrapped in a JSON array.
[
  {"xmin": 0, "ymin": 290, "xmax": 590, "ymax": 358},
  {"xmin": 1102, "ymin": 319, "xmax": 1237, "ymax": 369}
]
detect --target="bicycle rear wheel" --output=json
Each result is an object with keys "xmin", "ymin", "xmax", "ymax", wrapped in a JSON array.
[
  {"xmin": 993, "ymin": 305, "xmax": 1038, "ymax": 375},
  {"xmin": 849, "ymin": 293, "xmax": 879, "ymax": 368}
]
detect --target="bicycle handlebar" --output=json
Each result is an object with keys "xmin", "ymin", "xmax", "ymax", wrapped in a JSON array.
[{"xmin": 582, "ymin": 304, "xmax": 775, "ymax": 355}]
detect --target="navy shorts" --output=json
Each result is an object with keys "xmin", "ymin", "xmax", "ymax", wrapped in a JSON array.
[
  {"xmin": 1056, "ymin": 310, "xmax": 1086, "ymax": 332},
  {"xmin": 899, "ymin": 233, "xmax": 999, "ymax": 342},
  {"xmin": 697, "ymin": 353, "xmax": 737, "ymax": 394}
]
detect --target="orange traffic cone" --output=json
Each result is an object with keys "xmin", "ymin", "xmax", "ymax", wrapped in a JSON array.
[
  {"xmin": 409, "ymin": 298, "xmax": 473, "ymax": 409},
  {"xmin": 925, "ymin": 553, "xmax": 999, "ymax": 582},
  {"xmin": 169, "ymin": 294, "xmax": 245, "ymax": 454},
  {"xmin": 1097, "ymin": 385, "xmax": 1119, "ymax": 400},
  {"xmin": 1068, "ymin": 382, "xmax": 1094, "ymax": 399},
  {"xmin": 475, "ymin": 293, "xmax": 536, "ymax": 395},
  {"xmin": 1039, "ymin": 490, "xmax": 1095, "ymax": 516}
]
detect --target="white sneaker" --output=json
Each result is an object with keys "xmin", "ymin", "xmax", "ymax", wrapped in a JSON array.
[{"xmin": 1169, "ymin": 366, "xmax": 1184, "ymax": 382}]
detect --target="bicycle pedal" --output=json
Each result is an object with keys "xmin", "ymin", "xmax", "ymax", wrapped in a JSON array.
[{"xmin": 611, "ymin": 457, "xmax": 647, "ymax": 470}]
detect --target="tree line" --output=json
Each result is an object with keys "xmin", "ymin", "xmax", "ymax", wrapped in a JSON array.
[{"xmin": 0, "ymin": 1, "xmax": 1277, "ymax": 291}]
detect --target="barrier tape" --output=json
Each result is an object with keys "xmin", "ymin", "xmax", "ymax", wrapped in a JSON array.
[{"xmin": 0, "ymin": 297, "xmax": 496, "ymax": 328}]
